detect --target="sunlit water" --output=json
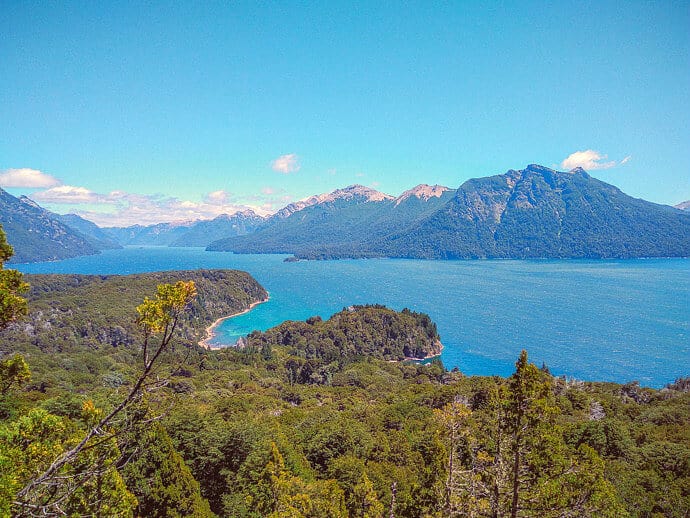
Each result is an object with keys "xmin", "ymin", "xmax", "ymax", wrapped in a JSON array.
[{"xmin": 14, "ymin": 247, "xmax": 690, "ymax": 387}]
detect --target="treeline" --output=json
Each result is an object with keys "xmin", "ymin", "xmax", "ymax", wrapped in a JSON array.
[{"xmin": 0, "ymin": 267, "xmax": 689, "ymax": 516}]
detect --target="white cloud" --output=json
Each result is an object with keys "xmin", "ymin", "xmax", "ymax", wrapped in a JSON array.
[
  {"xmin": 31, "ymin": 186, "xmax": 284, "ymax": 227},
  {"xmin": 32, "ymin": 185, "xmax": 103, "ymax": 204},
  {"xmin": 0, "ymin": 168, "xmax": 61, "ymax": 188},
  {"xmin": 25, "ymin": 181, "xmax": 298, "ymax": 227},
  {"xmin": 204, "ymin": 190, "xmax": 230, "ymax": 205},
  {"xmin": 561, "ymin": 150, "xmax": 631, "ymax": 171},
  {"xmin": 271, "ymin": 153, "xmax": 300, "ymax": 174}
]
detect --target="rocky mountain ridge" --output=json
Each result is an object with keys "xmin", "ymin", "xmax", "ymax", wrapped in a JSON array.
[{"xmin": 0, "ymin": 188, "xmax": 102, "ymax": 263}]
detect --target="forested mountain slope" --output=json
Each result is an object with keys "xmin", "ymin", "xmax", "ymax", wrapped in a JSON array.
[
  {"xmin": 56, "ymin": 213, "xmax": 122, "ymax": 250},
  {"xmin": 385, "ymin": 164, "xmax": 690, "ymax": 258},
  {"xmin": 0, "ymin": 188, "xmax": 101, "ymax": 263},
  {"xmin": 1, "ymin": 269, "xmax": 267, "ymax": 390}
]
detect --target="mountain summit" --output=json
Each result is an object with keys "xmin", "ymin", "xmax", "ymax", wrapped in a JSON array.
[
  {"xmin": 395, "ymin": 184, "xmax": 451, "ymax": 206},
  {"xmin": 386, "ymin": 165, "xmax": 690, "ymax": 258},
  {"xmin": 273, "ymin": 185, "xmax": 393, "ymax": 220}
]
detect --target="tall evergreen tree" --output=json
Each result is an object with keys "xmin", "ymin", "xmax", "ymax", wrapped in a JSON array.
[{"xmin": 0, "ymin": 224, "xmax": 28, "ymax": 330}]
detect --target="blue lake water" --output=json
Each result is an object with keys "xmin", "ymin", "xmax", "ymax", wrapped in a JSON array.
[{"xmin": 14, "ymin": 247, "xmax": 690, "ymax": 388}]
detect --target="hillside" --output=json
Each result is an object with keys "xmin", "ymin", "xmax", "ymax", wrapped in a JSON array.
[
  {"xmin": 245, "ymin": 305, "xmax": 442, "ymax": 376},
  {"xmin": 0, "ymin": 188, "xmax": 101, "ymax": 263},
  {"xmin": 169, "ymin": 210, "xmax": 265, "ymax": 247},
  {"xmin": 103, "ymin": 221, "xmax": 195, "ymax": 246},
  {"xmin": 387, "ymin": 165, "xmax": 690, "ymax": 258},
  {"xmin": 56, "ymin": 213, "xmax": 122, "ymax": 250},
  {"xmin": 1, "ymin": 269, "xmax": 267, "ymax": 390}
]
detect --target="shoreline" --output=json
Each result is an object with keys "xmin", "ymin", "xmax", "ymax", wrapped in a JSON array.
[
  {"xmin": 392, "ymin": 340, "xmax": 445, "ymax": 362},
  {"xmin": 405, "ymin": 340, "xmax": 444, "ymax": 362},
  {"xmin": 199, "ymin": 296, "xmax": 269, "ymax": 350}
]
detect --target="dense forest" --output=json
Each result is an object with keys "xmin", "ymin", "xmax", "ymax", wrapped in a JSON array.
[{"xmin": 0, "ymin": 227, "xmax": 688, "ymax": 517}]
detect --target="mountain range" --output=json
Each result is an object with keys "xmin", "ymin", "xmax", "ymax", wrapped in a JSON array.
[
  {"xmin": 103, "ymin": 210, "xmax": 265, "ymax": 247},
  {"xmin": 209, "ymin": 164, "xmax": 690, "ymax": 259},
  {"xmin": 2, "ymin": 164, "xmax": 689, "ymax": 263}
]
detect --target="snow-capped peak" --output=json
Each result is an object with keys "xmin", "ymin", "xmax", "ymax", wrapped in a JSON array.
[
  {"xmin": 274, "ymin": 185, "xmax": 393, "ymax": 219},
  {"xmin": 394, "ymin": 184, "xmax": 450, "ymax": 206}
]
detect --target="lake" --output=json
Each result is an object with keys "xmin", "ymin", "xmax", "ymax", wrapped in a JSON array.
[{"xmin": 14, "ymin": 247, "xmax": 690, "ymax": 388}]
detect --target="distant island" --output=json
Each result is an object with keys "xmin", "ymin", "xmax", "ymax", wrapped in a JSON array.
[{"xmin": 2, "ymin": 164, "xmax": 689, "ymax": 263}]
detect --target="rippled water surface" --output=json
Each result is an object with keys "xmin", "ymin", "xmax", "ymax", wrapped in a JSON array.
[{"xmin": 15, "ymin": 247, "xmax": 690, "ymax": 387}]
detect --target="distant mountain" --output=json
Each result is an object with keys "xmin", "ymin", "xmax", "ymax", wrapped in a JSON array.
[
  {"xmin": 675, "ymin": 200, "xmax": 690, "ymax": 211},
  {"xmin": 207, "ymin": 184, "xmax": 454, "ymax": 257},
  {"xmin": 56, "ymin": 213, "xmax": 122, "ymax": 250},
  {"xmin": 103, "ymin": 210, "xmax": 266, "ymax": 247},
  {"xmin": 208, "ymin": 166, "xmax": 690, "ymax": 259},
  {"xmin": 0, "ymin": 188, "xmax": 100, "ymax": 263},
  {"xmin": 5, "ymin": 165, "xmax": 688, "ymax": 263},
  {"xmin": 104, "ymin": 222, "xmax": 194, "ymax": 246},
  {"xmin": 169, "ymin": 210, "xmax": 265, "ymax": 247}
]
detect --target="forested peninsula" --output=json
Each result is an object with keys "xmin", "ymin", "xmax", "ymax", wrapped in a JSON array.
[{"xmin": 1, "ymin": 264, "xmax": 688, "ymax": 516}]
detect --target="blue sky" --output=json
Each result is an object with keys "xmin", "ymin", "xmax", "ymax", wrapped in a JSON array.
[{"xmin": 1, "ymin": 1, "xmax": 688, "ymax": 225}]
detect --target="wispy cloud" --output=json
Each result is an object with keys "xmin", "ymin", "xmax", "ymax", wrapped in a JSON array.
[
  {"xmin": 561, "ymin": 150, "xmax": 631, "ymax": 171},
  {"xmin": 30, "ymin": 184, "xmax": 296, "ymax": 226},
  {"xmin": 32, "ymin": 185, "xmax": 104, "ymax": 204},
  {"xmin": 7, "ymin": 165, "xmax": 301, "ymax": 226},
  {"xmin": 0, "ymin": 168, "xmax": 60, "ymax": 188},
  {"xmin": 271, "ymin": 153, "xmax": 300, "ymax": 174},
  {"xmin": 203, "ymin": 190, "xmax": 231, "ymax": 205}
]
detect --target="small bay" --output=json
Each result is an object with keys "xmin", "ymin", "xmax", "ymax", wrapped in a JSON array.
[{"xmin": 14, "ymin": 247, "xmax": 689, "ymax": 388}]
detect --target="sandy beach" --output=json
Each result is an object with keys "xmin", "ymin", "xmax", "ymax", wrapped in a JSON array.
[{"xmin": 199, "ymin": 296, "xmax": 269, "ymax": 350}]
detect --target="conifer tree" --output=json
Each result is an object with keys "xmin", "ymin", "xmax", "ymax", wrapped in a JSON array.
[
  {"xmin": 0, "ymin": 224, "xmax": 28, "ymax": 330},
  {"xmin": 351, "ymin": 472, "xmax": 384, "ymax": 518},
  {"xmin": 120, "ymin": 422, "xmax": 214, "ymax": 517}
]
